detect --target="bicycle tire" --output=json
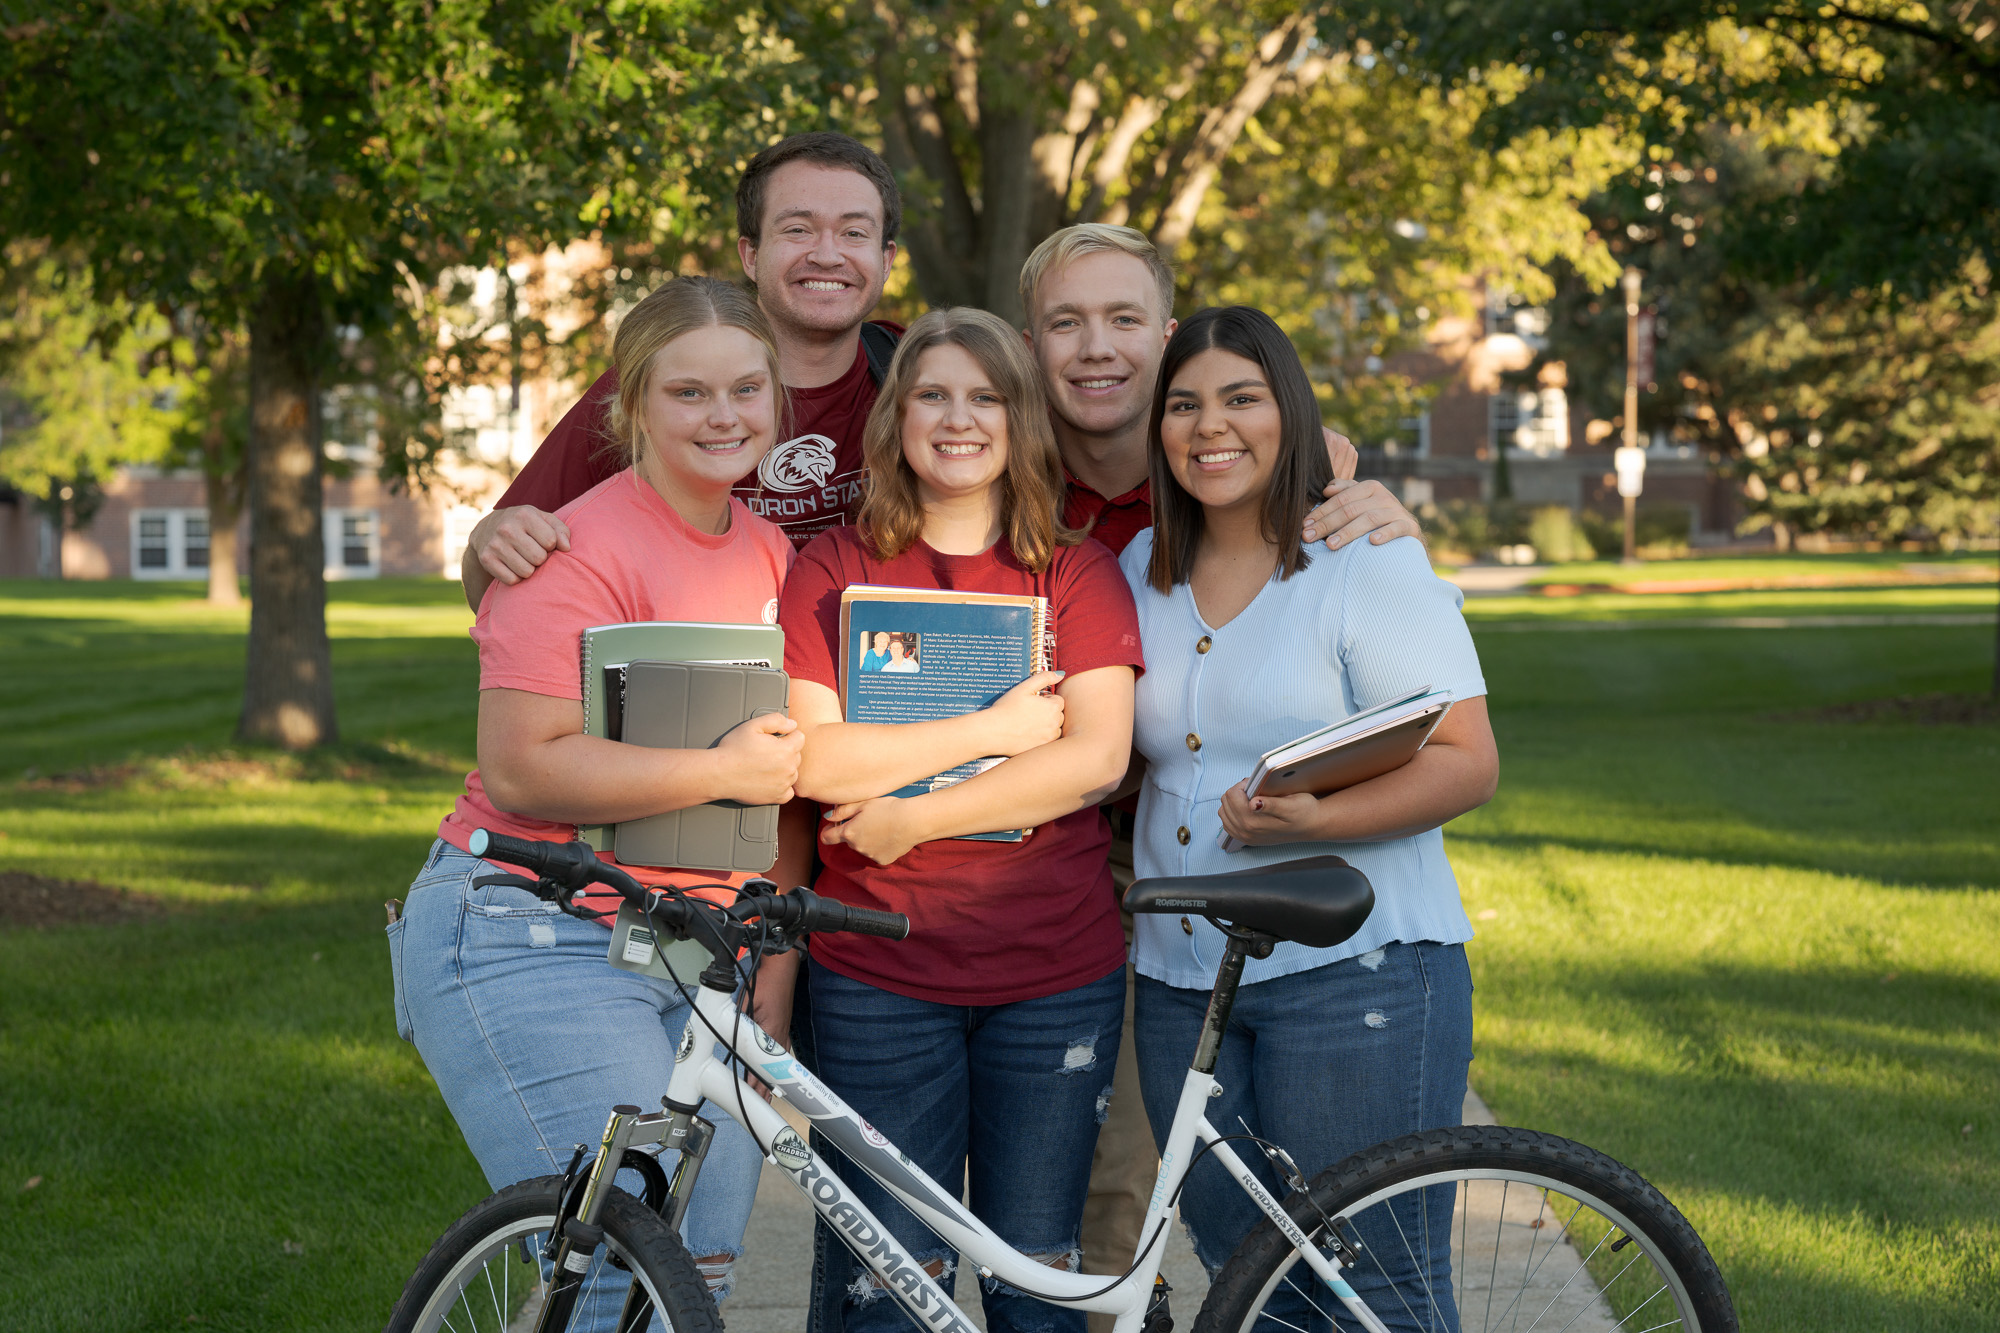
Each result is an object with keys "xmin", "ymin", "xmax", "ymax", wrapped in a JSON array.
[
  {"xmin": 1195, "ymin": 1124, "xmax": 1737, "ymax": 1333},
  {"xmin": 385, "ymin": 1174, "xmax": 721, "ymax": 1333}
]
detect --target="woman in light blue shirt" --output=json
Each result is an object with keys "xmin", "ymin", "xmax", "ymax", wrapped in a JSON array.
[{"xmin": 1118, "ymin": 306, "xmax": 1498, "ymax": 1329}]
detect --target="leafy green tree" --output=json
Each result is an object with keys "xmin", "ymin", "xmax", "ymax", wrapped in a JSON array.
[
  {"xmin": 0, "ymin": 0, "xmax": 790, "ymax": 745},
  {"xmin": 1171, "ymin": 50, "xmax": 1630, "ymax": 442},
  {"xmin": 1368, "ymin": 0, "xmax": 2000, "ymax": 296},
  {"xmin": 0, "ymin": 243, "xmax": 188, "ymax": 577},
  {"xmin": 756, "ymin": 2, "xmax": 1361, "ymax": 324},
  {"xmin": 1534, "ymin": 130, "xmax": 1999, "ymax": 550}
]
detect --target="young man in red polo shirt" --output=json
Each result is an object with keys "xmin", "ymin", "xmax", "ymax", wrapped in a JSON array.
[
  {"xmin": 459, "ymin": 131, "xmax": 905, "ymax": 610},
  {"xmin": 1016, "ymin": 223, "xmax": 1419, "ymax": 1321}
]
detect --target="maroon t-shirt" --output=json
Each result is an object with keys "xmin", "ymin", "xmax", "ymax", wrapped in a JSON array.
[
  {"xmin": 779, "ymin": 526, "xmax": 1145, "ymax": 1005},
  {"xmin": 496, "ymin": 325, "xmax": 899, "ymax": 549}
]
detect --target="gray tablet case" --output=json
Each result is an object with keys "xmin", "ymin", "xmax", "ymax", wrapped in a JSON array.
[{"xmin": 612, "ymin": 661, "xmax": 790, "ymax": 873}]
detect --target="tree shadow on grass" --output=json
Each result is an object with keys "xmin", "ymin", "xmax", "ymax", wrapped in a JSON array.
[{"xmin": 1450, "ymin": 826, "xmax": 1998, "ymax": 893}]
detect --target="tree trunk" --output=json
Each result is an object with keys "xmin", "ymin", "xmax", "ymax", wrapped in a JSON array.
[
  {"xmin": 204, "ymin": 459, "xmax": 244, "ymax": 608},
  {"xmin": 238, "ymin": 268, "xmax": 336, "ymax": 748}
]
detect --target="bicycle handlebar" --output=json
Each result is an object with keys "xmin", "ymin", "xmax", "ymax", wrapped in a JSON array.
[{"xmin": 467, "ymin": 828, "xmax": 910, "ymax": 943}]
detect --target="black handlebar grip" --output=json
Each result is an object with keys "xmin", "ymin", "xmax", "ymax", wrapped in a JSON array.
[
  {"xmin": 829, "ymin": 902, "xmax": 911, "ymax": 941},
  {"xmin": 468, "ymin": 830, "xmax": 601, "ymax": 889}
]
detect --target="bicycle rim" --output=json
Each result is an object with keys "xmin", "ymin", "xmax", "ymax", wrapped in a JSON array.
[{"xmin": 403, "ymin": 1205, "xmax": 674, "ymax": 1333}]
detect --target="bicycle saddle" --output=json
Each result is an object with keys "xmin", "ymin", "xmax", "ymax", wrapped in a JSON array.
[{"xmin": 1122, "ymin": 855, "xmax": 1374, "ymax": 949}]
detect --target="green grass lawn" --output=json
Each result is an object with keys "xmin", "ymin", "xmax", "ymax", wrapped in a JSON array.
[{"xmin": 1, "ymin": 576, "xmax": 1996, "ymax": 1330}]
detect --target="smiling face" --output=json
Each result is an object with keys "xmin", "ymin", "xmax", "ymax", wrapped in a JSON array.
[
  {"xmin": 739, "ymin": 161, "xmax": 894, "ymax": 339},
  {"xmin": 871, "ymin": 632, "xmax": 890, "ymax": 653},
  {"xmin": 634, "ymin": 325, "xmax": 778, "ymax": 510},
  {"xmin": 887, "ymin": 637, "xmax": 908, "ymax": 660},
  {"xmin": 1159, "ymin": 347, "xmax": 1284, "ymax": 517},
  {"xmin": 1027, "ymin": 250, "xmax": 1175, "ymax": 439},
  {"xmin": 899, "ymin": 342, "xmax": 1011, "ymax": 507}
]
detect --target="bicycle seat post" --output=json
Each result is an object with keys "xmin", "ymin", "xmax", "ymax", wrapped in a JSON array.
[{"xmin": 1192, "ymin": 926, "xmax": 1276, "ymax": 1075}]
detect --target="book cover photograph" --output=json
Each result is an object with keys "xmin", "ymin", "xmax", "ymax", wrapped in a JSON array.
[{"xmin": 838, "ymin": 586, "xmax": 1052, "ymax": 843}]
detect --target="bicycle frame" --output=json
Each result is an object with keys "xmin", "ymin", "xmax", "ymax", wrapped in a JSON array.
[{"xmin": 581, "ymin": 980, "xmax": 1396, "ymax": 1333}]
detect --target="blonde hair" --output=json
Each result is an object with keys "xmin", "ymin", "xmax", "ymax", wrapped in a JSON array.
[
  {"xmin": 856, "ymin": 307, "xmax": 1082, "ymax": 572},
  {"xmin": 603, "ymin": 276, "xmax": 783, "ymax": 468},
  {"xmin": 1017, "ymin": 223, "xmax": 1176, "ymax": 326}
]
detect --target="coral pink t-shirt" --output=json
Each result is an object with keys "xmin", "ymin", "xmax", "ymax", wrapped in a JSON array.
[{"xmin": 439, "ymin": 469, "xmax": 796, "ymax": 919}]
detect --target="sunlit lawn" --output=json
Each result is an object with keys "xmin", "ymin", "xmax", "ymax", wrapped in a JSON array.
[{"xmin": 0, "ymin": 575, "xmax": 1995, "ymax": 1330}]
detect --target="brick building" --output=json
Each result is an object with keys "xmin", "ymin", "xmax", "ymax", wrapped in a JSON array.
[{"xmin": 1357, "ymin": 293, "xmax": 1741, "ymax": 542}]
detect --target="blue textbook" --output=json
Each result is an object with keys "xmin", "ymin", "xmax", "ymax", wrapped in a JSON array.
[{"xmin": 838, "ymin": 585, "xmax": 1052, "ymax": 843}]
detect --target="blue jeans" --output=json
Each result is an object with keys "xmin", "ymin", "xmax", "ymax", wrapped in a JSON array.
[
  {"xmin": 1134, "ymin": 943, "xmax": 1473, "ymax": 1333},
  {"xmin": 388, "ymin": 841, "xmax": 764, "ymax": 1327},
  {"xmin": 805, "ymin": 958, "xmax": 1127, "ymax": 1333}
]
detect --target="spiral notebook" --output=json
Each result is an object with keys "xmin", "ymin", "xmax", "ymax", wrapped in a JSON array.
[{"xmin": 837, "ymin": 586, "xmax": 1050, "ymax": 843}]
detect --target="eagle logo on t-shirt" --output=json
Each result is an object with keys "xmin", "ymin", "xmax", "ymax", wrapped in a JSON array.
[{"xmin": 758, "ymin": 433, "xmax": 838, "ymax": 493}]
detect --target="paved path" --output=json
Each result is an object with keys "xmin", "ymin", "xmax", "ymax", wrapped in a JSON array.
[{"xmin": 1470, "ymin": 610, "xmax": 1993, "ymax": 632}]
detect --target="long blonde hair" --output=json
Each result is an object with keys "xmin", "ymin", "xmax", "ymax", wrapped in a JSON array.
[
  {"xmin": 856, "ymin": 307, "xmax": 1080, "ymax": 571},
  {"xmin": 603, "ymin": 276, "xmax": 784, "ymax": 469}
]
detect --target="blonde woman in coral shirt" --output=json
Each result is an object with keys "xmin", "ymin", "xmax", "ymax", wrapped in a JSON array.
[{"xmin": 390, "ymin": 277, "xmax": 811, "ymax": 1327}]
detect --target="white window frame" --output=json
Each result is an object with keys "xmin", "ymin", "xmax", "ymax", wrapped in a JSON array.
[
  {"xmin": 324, "ymin": 507, "xmax": 382, "ymax": 579},
  {"xmin": 130, "ymin": 508, "xmax": 211, "ymax": 580}
]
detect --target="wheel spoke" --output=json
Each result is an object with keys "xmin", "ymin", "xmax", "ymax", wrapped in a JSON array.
[
  {"xmin": 1362, "ymin": 1202, "xmax": 1438, "ymax": 1332},
  {"xmin": 1484, "ymin": 1178, "xmax": 1504, "ymax": 1333}
]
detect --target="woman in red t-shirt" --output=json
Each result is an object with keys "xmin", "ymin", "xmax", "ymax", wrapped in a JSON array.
[
  {"xmin": 389, "ymin": 277, "xmax": 810, "ymax": 1324},
  {"xmin": 779, "ymin": 307, "xmax": 1144, "ymax": 1333}
]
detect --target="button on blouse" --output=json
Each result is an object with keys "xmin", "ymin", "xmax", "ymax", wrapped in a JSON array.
[{"xmin": 1118, "ymin": 529, "xmax": 1489, "ymax": 990}]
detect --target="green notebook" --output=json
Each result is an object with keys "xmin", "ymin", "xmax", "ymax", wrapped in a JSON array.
[{"xmin": 577, "ymin": 621, "xmax": 786, "ymax": 855}]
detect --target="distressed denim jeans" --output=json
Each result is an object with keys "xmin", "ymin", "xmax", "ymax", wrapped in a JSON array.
[
  {"xmin": 1134, "ymin": 942, "xmax": 1474, "ymax": 1333},
  {"xmin": 804, "ymin": 958, "xmax": 1128, "ymax": 1333},
  {"xmin": 388, "ymin": 840, "xmax": 764, "ymax": 1327}
]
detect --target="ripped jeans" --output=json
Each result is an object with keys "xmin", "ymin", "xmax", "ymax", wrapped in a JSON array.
[
  {"xmin": 388, "ymin": 840, "xmax": 763, "ymax": 1328},
  {"xmin": 805, "ymin": 958, "xmax": 1127, "ymax": 1333},
  {"xmin": 1134, "ymin": 941, "xmax": 1473, "ymax": 1333}
]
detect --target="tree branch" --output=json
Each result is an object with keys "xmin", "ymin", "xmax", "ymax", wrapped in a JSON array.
[{"xmin": 1151, "ymin": 13, "xmax": 1323, "ymax": 252}]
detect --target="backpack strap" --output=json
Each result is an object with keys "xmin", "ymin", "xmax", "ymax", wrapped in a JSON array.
[{"xmin": 858, "ymin": 320, "xmax": 901, "ymax": 387}]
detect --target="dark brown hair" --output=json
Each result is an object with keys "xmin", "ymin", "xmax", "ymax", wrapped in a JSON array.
[
  {"xmin": 735, "ymin": 132, "xmax": 901, "ymax": 245},
  {"xmin": 856, "ymin": 307, "xmax": 1082, "ymax": 571},
  {"xmin": 1146, "ymin": 306, "xmax": 1332, "ymax": 593}
]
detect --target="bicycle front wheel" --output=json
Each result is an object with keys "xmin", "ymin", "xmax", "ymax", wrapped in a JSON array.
[
  {"xmin": 386, "ymin": 1175, "xmax": 721, "ymax": 1333},
  {"xmin": 1197, "ymin": 1125, "xmax": 1736, "ymax": 1333}
]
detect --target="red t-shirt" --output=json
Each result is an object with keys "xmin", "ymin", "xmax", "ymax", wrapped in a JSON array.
[
  {"xmin": 440, "ymin": 470, "xmax": 796, "ymax": 920},
  {"xmin": 779, "ymin": 526, "xmax": 1145, "ymax": 1005},
  {"xmin": 495, "ymin": 325, "xmax": 900, "ymax": 550},
  {"xmin": 1061, "ymin": 467, "xmax": 1154, "ymax": 557}
]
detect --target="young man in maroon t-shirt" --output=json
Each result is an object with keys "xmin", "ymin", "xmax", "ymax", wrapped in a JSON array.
[{"xmin": 459, "ymin": 132, "xmax": 906, "ymax": 610}]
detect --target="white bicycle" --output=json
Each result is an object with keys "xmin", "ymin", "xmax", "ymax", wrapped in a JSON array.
[{"xmin": 386, "ymin": 831, "xmax": 1737, "ymax": 1333}]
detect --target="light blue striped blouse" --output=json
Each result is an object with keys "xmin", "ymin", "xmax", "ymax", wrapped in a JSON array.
[{"xmin": 1118, "ymin": 530, "xmax": 1488, "ymax": 990}]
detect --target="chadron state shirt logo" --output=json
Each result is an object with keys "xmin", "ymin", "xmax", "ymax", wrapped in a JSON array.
[{"xmin": 758, "ymin": 433, "xmax": 838, "ymax": 493}]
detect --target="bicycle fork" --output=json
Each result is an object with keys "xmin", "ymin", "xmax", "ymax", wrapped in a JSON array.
[{"xmin": 535, "ymin": 1100, "xmax": 715, "ymax": 1333}]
